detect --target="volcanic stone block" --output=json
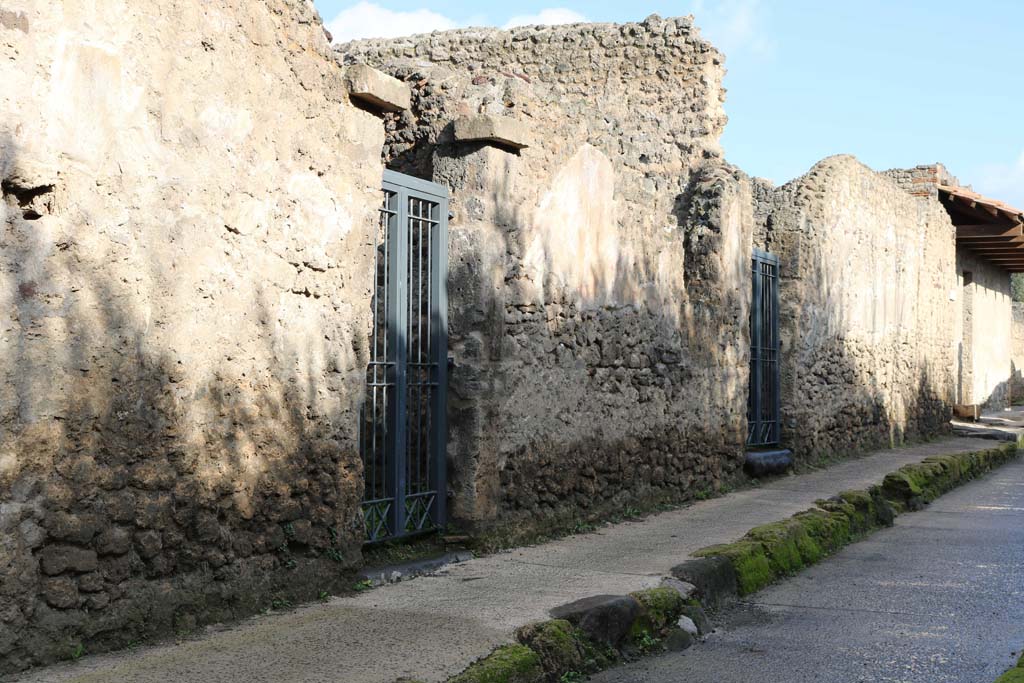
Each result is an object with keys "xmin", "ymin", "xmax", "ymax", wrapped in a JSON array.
[
  {"xmin": 670, "ymin": 556, "xmax": 738, "ymax": 606},
  {"xmin": 453, "ymin": 115, "xmax": 530, "ymax": 150},
  {"xmin": 550, "ymin": 594, "xmax": 641, "ymax": 647},
  {"xmin": 346, "ymin": 64, "xmax": 410, "ymax": 112}
]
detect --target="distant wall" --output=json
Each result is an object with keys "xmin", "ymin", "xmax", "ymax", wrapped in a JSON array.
[
  {"xmin": 757, "ymin": 156, "xmax": 958, "ymax": 460},
  {"xmin": 1012, "ymin": 302, "xmax": 1024, "ymax": 401},
  {"xmin": 342, "ymin": 17, "xmax": 754, "ymax": 538},
  {"xmin": 884, "ymin": 165, "xmax": 1015, "ymax": 410},
  {"xmin": 957, "ymin": 251, "xmax": 1013, "ymax": 408},
  {"xmin": 882, "ymin": 163, "xmax": 959, "ymax": 199},
  {"xmin": 1, "ymin": 0, "xmax": 383, "ymax": 671}
]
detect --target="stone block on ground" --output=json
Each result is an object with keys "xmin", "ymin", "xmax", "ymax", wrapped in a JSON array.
[
  {"xmin": 662, "ymin": 627, "xmax": 695, "ymax": 652},
  {"xmin": 680, "ymin": 604, "xmax": 712, "ymax": 636},
  {"xmin": 676, "ymin": 615, "xmax": 699, "ymax": 638},
  {"xmin": 659, "ymin": 576, "xmax": 697, "ymax": 600}
]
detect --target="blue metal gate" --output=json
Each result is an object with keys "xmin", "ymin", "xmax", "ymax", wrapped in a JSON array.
[
  {"xmin": 747, "ymin": 249, "xmax": 781, "ymax": 447},
  {"xmin": 361, "ymin": 171, "xmax": 449, "ymax": 542}
]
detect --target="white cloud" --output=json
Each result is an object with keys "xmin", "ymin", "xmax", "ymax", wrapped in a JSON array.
[
  {"xmin": 326, "ymin": 1, "xmax": 457, "ymax": 44},
  {"xmin": 503, "ymin": 8, "xmax": 587, "ymax": 29},
  {"xmin": 692, "ymin": 0, "xmax": 775, "ymax": 59},
  {"xmin": 326, "ymin": 3, "xmax": 587, "ymax": 44},
  {"xmin": 972, "ymin": 150, "xmax": 1024, "ymax": 211}
]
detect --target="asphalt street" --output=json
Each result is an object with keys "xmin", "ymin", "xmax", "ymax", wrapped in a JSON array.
[{"xmin": 594, "ymin": 457, "xmax": 1024, "ymax": 683}]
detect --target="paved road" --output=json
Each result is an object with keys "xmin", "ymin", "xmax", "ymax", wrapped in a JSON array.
[
  {"xmin": 12, "ymin": 437, "xmax": 997, "ymax": 683},
  {"xmin": 594, "ymin": 458, "xmax": 1024, "ymax": 683}
]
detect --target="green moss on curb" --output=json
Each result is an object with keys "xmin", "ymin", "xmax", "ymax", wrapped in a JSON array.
[
  {"xmin": 449, "ymin": 644, "xmax": 544, "ymax": 683},
  {"xmin": 692, "ymin": 444, "xmax": 1017, "ymax": 599},
  {"xmin": 628, "ymin": 587, "xmax": 685, "ymax": 635},
  {"xmin": 694, "ymin": 539, "xmax": 773, "ymax": 595},
  {"xmin": 445, "ymin": 444, "xmax": 1018, "ymax": 683},
  {"xmin": 514, "ymin": 619, "xmax": 617, "ymax": 680},
  {"xmin": 995, "ymin": 668, "xmax": 1024, "ymax": 683},
  {"xmin": 994, "ymin": 650, "xmax": 1024, "ymax": 682}
]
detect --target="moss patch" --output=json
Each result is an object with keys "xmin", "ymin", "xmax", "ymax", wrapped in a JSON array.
[
  {"xmin": 995, "ymin": 650, "xmax": 1024, "ymax": 682},
  {"xmin": 628, "ymin": 587, "xmax": 685, "ymax": 634},
  {"xmin": 514, "ymin": 619, "xmax": 618, "ymax": 680},
  {"xmin": 995, "ymin": 668, "xmax": 1024, "ymax": 683},
  {"xmin": 694, "ymin": 540, "xmax": 773, "ymax": 595},
  {"xmin": 449, "ymin": 645, "xmax": 544, "ymax": 683},
  {"xmin": 445, "ymin": 445, "xmax": 1019, "ymax": 683},
  {"xmin": 691, "ymin": 444, "xmax": 1017, "ymax": 600}
]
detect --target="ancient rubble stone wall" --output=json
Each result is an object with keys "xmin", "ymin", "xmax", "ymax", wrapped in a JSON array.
[
  {"xmin": 0, "ymin": 1, "xmax": 383, "ymax": 670},
  {"xmin": 757, "ymin": 156, "xmax": 957, "ymax": 461},
  {"xmin": 957, "ymin": 251, "xmax": 1012, "ymax": 408},
  {"xmin": 341, "ymin": 17, "xmax": 754, "ymax": 537},
  {"xmin": 882, "ymin": 163, "xmax": 958, "ymax": 199}
]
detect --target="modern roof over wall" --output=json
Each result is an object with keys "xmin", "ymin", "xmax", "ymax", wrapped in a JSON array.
[{"xmin": 939, "ymin": 184, "xmax": 1024, "ymax": 273}]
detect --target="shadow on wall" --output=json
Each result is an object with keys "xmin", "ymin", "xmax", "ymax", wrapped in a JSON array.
[
  {"xmin": 759, "ymin": 157, "xmax": 956, "ymax": 463},
  {"xmin": 0, "ymin": 134, "xmax": 367, "ymax": 672},
  {"xmin": 430, "ymin": 138, "xmax": 753, "ymax": 540},
  {"xmin": 1013, "ymin": 361, "xmax": 1024, "ymax": 405}
]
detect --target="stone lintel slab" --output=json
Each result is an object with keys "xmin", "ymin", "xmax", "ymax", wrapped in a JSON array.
[
  {"xmin": 345, "ymin": 64, "xmax": 410, "ymax": 113},
  {"xmin": 453, "ymin": 115, "xmax": 530, "ymax": 150}
]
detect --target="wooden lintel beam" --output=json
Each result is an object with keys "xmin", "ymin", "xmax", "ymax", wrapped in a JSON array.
[
  {"xmin": 957, "ymin": 224, "xmax": 1023, "ymax": 238},
  {"xmin": 959, "ymin": 239, "xmax": 1024, "ymax": 248}
]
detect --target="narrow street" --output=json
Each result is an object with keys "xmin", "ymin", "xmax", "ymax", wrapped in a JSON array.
[{"xmin": 594, "ymin": 458, "xmax": 1024, "ymax": 683}]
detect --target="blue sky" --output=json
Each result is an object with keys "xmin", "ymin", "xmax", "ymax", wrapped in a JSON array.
[{"xmin": 316, "ymin": 0, "xmax": 1024, "ymax": 207}]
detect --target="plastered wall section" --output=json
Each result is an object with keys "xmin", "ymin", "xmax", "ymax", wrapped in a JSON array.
[
  {"xmin": 757, "ymin": 156, "xmax": 958, "ymax": 461},
  {"xmin": 0, "ymin": 0, "xmax": 383, "ymax": 670},
  {"xmin": 1012, "ymin": 302, "xmax": 1024, "ymax": 401},
  {"xmin": 957, "ymin": 250, "xmax": 1012, "ymax": 408},
  {"xmin": 342, "ymin": 16, "xmax": 755, "ymax": 538}
]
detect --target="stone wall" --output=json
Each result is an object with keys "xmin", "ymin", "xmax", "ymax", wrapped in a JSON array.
[
  {"xmin": 0, "ymin": 0, "xmax": 384, "ymax": 671},
  {"xmin": 1012, "ymin": 302, "xmax": 1024, "ymax": 402},
  {"xmin": 884, "ymin": 164, "xmax": 1015, "ymax": 409},
  {"xmin": 957, "ymin": 251, "xmax": 1013, "ymax": 408},
  {"xmin": 756, "ymin": 156, "xmax": 958, "ymax": 460},
  {"xmin": 2, "ymin": 6, "xmax": 1002, "ymax": 673},
  {"xmin": 341, "ymin": 17, "xmax": 755, "ymax": 537},
  {"xmin": 882, "ymin": 163, "xmax": 959, "ymax": 199}
]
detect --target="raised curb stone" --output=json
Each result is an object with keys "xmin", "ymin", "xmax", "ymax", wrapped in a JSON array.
[
  {"xmin": 659, "ymin": 576, "xmax": 697, "ymax": 600},
  {"xmin": 670, "ymin": 556, "xmax": 738, "ymax": 606},
  {"xmin": 549, "ymin": 594, "xmax": 641, "ymax": 647}
]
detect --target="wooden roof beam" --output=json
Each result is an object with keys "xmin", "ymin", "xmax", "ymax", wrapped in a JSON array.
[{"xmin": 957, "ymin": 224, "xmax": 1023, "ymax": 238}]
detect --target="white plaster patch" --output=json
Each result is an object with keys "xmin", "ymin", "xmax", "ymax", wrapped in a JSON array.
[
  {"xmin": 286, "ymin": 173, "xmax": 353, "ymax": 245},
  {"xmin": 524, "ymin": 144, "xmax": 620, "ymax": 302},
  {"xmin": 199, "ymin": 105, "xmax": 254, "ymax": 145},
  {"xmin": 47, "ymin": 35, "xmax": 150, "ymax": 171}
]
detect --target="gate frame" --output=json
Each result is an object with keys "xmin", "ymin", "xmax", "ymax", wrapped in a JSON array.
[
  {"xmin": 364, "ymin": 170, "xmax": 449, "ymax": 542},
  {"xmin": 747, "ymin": 248, "xmax": 781, "ymax": 447}
]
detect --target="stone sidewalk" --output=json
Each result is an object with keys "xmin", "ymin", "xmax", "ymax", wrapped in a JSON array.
[
  {"xmin": 16, "ymin": 437, "xmax": 993, "ymax": 683},
  {"xmin": 593, "ymin": 457, "xmax": 1024, "ymax": 683},
  {"xmin": 952, "ymin": 405, "xmax": 1024, "ymax": 442}
]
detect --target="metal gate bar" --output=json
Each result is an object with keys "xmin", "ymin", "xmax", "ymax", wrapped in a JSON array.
[
  {"xmin": 748, "ymin": 249, "xmax": 780, "ymax": 447},
  {"xmin": 361, "ymin": 171, "xmax": 448, "ymax": 543}
]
